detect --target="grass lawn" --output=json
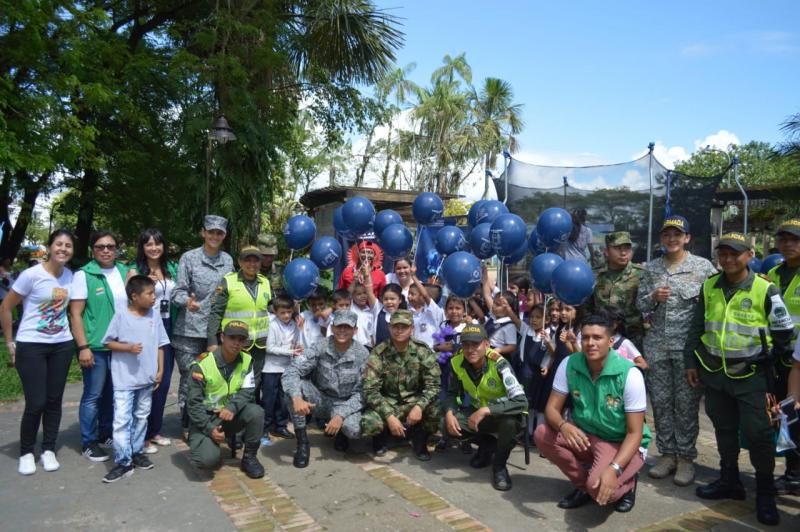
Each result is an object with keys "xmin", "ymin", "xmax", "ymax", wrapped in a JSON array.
[{"xmin": 0, "ymin": 344, "xmax": 83, "ymax": 402}]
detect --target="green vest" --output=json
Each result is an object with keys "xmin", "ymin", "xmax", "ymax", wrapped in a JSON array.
[
  {"xmin": 80, "ymin": 260, "xmax": 129, "ymax": 350},
  {"xmin": 192, "ymin": 351, "xmax": 252, "ymax": 411},
  {"xmin": 697, "ymin": 273, "xmax": 771, "ymax": 377},
  {"xmin": 450, "ymin": 349, "xmax": 507, "ymax": 407},
  {"xmin": 566, "ymin": 350, "xmax": 651, "ymax": 448},
  {"xmin": 768, "ymin": 265, "xmax": 800, "ymax": 365},
  {"xmin": 221, "ymin": 272, "xmax": 271, "ymax": 350}
]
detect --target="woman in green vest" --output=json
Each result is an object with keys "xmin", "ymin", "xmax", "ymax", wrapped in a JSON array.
[
  {"xmin": 69, "ymin": 230, "xmax": 129, "ymax": 463},
  {"xmin": 127, "ymin": 228, "xmax": 178, "ymax": 454}
]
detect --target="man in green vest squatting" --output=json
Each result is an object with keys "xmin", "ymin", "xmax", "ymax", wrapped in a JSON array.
[
  {"xmin": 685, "ymin": 232, "xmax": 794, "ymax": 526},
  {"xmin": 535, "ymin": 314, "xmax": 651, "ymax": 513},
  {"xmin": 187, "ymin": 320, "xmax": 265, "ymax": 479},
  {"xmin": 768, "ymin": 219, "xmax": 800, "ymax": 495},
  {"xmin": 208, "ymin": 245, "xmax": 271, "ymax": 394},
  {"xmin": 444, "ymin": 324, "xmax": 526, "ymax": 491}
]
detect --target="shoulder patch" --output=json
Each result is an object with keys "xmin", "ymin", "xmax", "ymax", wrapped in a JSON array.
[
  {"xmin": 197, "ymin": 352, "xmax": 210, "ymax": 361},
  {"xmin": 191, "ymin": 371, "xmax": 205, "ymax": 383},
  {"xmin": 487, "ymin": 349, "xmax": 500, "ymax": 362}
]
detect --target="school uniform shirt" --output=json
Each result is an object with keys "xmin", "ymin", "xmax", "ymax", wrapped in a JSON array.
[
  {"xmin": 264, "ymin": 319, "xmax": 300, "ymax": 374},
  {"xmin": 410, "ymin": 300, "xmax": 445, "ymax": 349},
  {"xmin": 299, "ymin": 309, "xmax": 328, "ymax": 351},
  {"xmin": 102, "ymin": 307, "xmax": 170, "ymax": 390},
  {"xmin": 384, "ymin": 273, "xmax": 410, "ymax": 299},
  {"xmin": 350, "ymin": 302, "xmax": 376, "ymax": 348},
  {"xmin": 612, "ymin": 334, "xmax": 643, "ymax": 363},
  {"xmin": 370, "ymin": 301, "xmax": 394, "ymax": 347},
  {"xmin": 518, "ymin": 322, "xmax": 551, "ymax": 369},
  {"xmin": 486, "ymin": 315, "xmax": 517, "ymax": 350},
  {"xmin": 12, "ymin": 264, "xmax": 74, "ymax": 343},
  {"xmin": 72, "ymin": 267, "xmax": 128, "ymax": 315}
]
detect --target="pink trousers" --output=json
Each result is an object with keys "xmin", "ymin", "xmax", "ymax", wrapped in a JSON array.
[{"xmin": 534, "ymin": 424, "xmax": 644, "ymax": 503}]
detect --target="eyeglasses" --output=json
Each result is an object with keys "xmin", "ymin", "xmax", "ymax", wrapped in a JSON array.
[{"xmin": 93, "ymin": 244, "xmax": 117, "ymax": 251}]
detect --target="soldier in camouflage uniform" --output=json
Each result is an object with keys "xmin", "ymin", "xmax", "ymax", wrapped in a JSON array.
[
  {"xmin": 257, "ymin": 234, "xmax": 283, "ymax": 293},
  {"xmin": 636, "ymin": 216, "xmax": 716, "ymax": 486},
  {"xmin": 589, "ymin": 231, "xmax": 645, "ymax": 348},
  {"xmin": 281, "ymin": 310, "xmax": 370, "ymax": 468},
  {"xmin": 362, "ymin": 309, "xmax": 441, "ymax": 461}
]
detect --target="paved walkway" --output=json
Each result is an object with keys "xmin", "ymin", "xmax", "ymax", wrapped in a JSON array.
[{"xmin": 1, "ymin": 375, "xmax": 798, "ymax": 531}]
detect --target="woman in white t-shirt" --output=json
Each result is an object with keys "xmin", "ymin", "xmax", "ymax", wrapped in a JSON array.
[
  {"xmin": 384, "ymin": 258, "xmax": 414, "ymax": 300},
  {"xmin": 0, "ymin": 229, "xmax": 76, "ymax": 476},
  {"xmin": 127, "ymin": 228, "xmax": 177, "ymax": 452},
  {"xmin": 69, "ymin": 230, "xmax": 129, "ymax": 463}
]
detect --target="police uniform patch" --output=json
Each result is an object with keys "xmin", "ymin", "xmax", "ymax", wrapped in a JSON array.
[
  {"xmin": 191, "ymin": 371, "xmax": 205, "ymax": 382},
  {"xmin": 795, "ymin": 286, "xmax": 800, "ymax": 296},
  {"xmin": 487, "ymin": 350, "xmax": 500, "ymax": 361},
  {"xmin": 775, "ymin": 306, "xmax": 788, "ymax": 318},
  {"xmin": 573, "ymin": 390, "xmax": 581, "ymax": 398},
  {"xmin": 503, "ymin": 376, "xmax": 515, "ymax": 387},
  {"xmin": 215, "ymin": 285, "xmax": 223, "ymax": 294},
  {"xmin": 487, "ymin": 378, "xmax": 497, "ymax": 388},
  {"xmin": 197, "ymin": 352, "xmax": 210, "ymax": 361},
  {"xmin": 741, "ymin": 298, "xmax": 752, "ymax": 310}
]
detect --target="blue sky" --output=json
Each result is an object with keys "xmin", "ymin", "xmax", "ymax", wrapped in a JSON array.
[{"xmin": 375, "ymin": 0, "xmax": 800, "ymax": 168}]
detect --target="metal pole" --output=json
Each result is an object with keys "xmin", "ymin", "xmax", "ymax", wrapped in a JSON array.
[
  {"xmin": 502, "ymin": 150, "xmax": 510, "ymax": 205},
  {"xmin": 563, "ymin": 176, "xmax": 568, "ymax": 209},
  {"xmin": 646, "ymin": 142, "xmax": 655, "ymax": 262},
  {"xmin": 732, "ymin": 155, "xmax": 747, "ymax": 234},
  {"xmin": 205, "ymin": 137, "xmax": 212, "ymax": 215}
]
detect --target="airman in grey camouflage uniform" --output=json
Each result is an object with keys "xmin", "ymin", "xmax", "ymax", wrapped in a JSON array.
[
  {"xmin": 589, "ymin": 231, "xmax": 645, "ymax": 347},
  {"xmin": 636, "ymin": 215, "xmax": 716, "ymax": 485},
  {"xmin": 282, "ymin": 310, "xmax": 370, "ymax": 468},
  {"xmin": 257, "ymin": 234, "xmax": 283, "ymax": 292},
  {"xmin": 362, "ymin": 310, "xmax": 441, "ymax": 460}
]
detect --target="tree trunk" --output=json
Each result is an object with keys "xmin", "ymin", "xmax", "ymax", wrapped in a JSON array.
[
  {"xmin": 355, "ymin": 126, "xmax": 375, "ymax": 187},
  {"xmin": 381, "ymin": 124, "xmax": 394, "ymax": 189},
  {"xmin": 0, "ymin": 170, "xmax": 48, "ymax": 261},
  {"xmin": 74, "ymin": 167, "xmax": 99, "ymax": 263}
]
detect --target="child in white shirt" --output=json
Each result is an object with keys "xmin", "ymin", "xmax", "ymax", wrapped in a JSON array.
[
  {"xmin": 406, "ymin": 273, "xmax": 444, "ymax": 349},
  {"xmin": 298, "ymin": 288, "xmax": 330, "ymax": 351}
]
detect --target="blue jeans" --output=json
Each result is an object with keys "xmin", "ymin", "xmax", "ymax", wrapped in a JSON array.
[
  {"xmin": 146, "ymin": 319, "xmax": 174, "ymax": 440},
  {"xmin": 79, "ymin": 350, "xmax": 114, "ymax": 447},
  {"xmin": 261, "ymin": 372, "xmax": 288, "ymax": 434},
  {"xmin": 113, "ymin": 386, "xmax": 153, "ymax": 466}
]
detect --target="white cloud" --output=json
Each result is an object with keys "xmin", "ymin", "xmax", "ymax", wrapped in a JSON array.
[
  {"xmin": 747, "ymin": 31, "xmax": 799, "ymax": 54},
  {"xmin": 693, "ymin": 130, "xmax": 740, "ymax": 152},
  {"xmin": 510, "ymin": 149, "xmax": 608, "ymax": 168},
  {"xmin": 620, "ymin": 169, "xmax": 649, "ymax": 189},
  {"xmin": 630, "ymin": 129, "xmax": 740, "ymax": 169}
]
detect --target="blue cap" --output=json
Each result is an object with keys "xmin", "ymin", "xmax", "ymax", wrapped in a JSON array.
[{"xmin": 661, "ymin": 215, "xmax": 690, "ymax": 234}]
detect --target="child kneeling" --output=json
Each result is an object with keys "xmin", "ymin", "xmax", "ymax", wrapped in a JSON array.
[{"xmin": 101, "ymin": 275, "xmax": 168, "ymax": 483}]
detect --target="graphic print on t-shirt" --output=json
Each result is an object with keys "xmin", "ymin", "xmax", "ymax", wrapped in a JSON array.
[{"xmin": 38, "ymin": 287, "xmax": 69, "ymax": 335}]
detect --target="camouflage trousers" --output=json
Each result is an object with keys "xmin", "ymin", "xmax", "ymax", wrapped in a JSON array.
[
  {"xmin": 286, "ymin": 380, "xmax": 362, "ymax": 439},
  {"xmin": 172, "ymin": 336, "xmax": 207, "ymax": 410},
  {"xmin": 646, "ymin": 351, "xmax": 701, "ymax": 460},
  {"xmin": 361, "ymin": 399, "xmax": 441, "ymax": 437}
]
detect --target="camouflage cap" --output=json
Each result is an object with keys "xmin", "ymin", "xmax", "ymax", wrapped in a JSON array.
[
  {"xmin": 223, "ymin": 320, "xmax": 249, "ymax": 338},
  {"xmin": 661, "ymin": 215, "xmax": 690, "ymax": 234},
  {"xmin": 776, "ymin": 219, "xmax": 800, "ymax": 238},
  {"xmin": 204, "ymin": 214, "xmax": 228, "ymax": 232},
  {"xmin": 332, "ymin": 309, "xmax": 358, "ymax": 328},
  {"xmin": 716, "ymin": 232, "xmax": 751, "ymax": 253},
  {"xmin": 239, "ymin": 245, "xmax": 262, "ymax": 260},
  {"xmin": 460, "ymin": 323, "xmax": 488, "ymax": 342},
  {"xmin": 605, "ymin": 231, "xmax": 633, "ymax": 247},
  {"xmin": 389, "ymin": 309, "xmax": 413, "ymax": 326},
  {"xmin": 258, "ymin": 233, "xmax": 278, "ymax": 255}
]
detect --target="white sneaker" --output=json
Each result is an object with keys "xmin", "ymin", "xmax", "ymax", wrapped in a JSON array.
[
  {"xmin": 40, "ymin": 450, "xmax": 60, "ymax": 472},
  {"xmin": 18, "ymin": 453, "xmax": 36, "ymax": 475},
  {"xmin": 151, "ymin": 435, "xmax": 172, "ymax": 446},
  {"xmin": 142, "ymin": 444, "xmax": 159, "ymax": 455}
]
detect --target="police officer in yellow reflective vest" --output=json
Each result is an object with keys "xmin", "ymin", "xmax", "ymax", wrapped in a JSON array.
[
  {"xmin": 208, "ymin": 245, "xmax": 272, "ymax": 382},
  {"xmin": 685, "ymin": 232, "xmax": 794, "ymax": 526},
  {"xmin": 768, "ymin": 219, "xmax": 800, "ymax": 495},
  {"xmin": 187, "ymin": 321, "xmax": 265, "ymax": 478},
  {"xmin": 444, "ymin": 324, "xmax": 527, "ymax": 491}
]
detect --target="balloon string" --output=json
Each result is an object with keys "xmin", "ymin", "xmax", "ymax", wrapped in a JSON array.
[{"xmin": 289, "ymin": 249, "xmax": 294, "ymax": 262}]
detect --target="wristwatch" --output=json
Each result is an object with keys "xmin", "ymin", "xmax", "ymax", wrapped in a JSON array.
[{"xmin": 610, "ymin": 462, "xmax": 623, "ymax": 477}]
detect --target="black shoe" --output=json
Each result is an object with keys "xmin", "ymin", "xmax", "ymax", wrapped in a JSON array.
[
  {"xmin": 102, "ymin": 464, "xmax": 134, "ymax": 483},
  {"xmin": 435, "ymin": 437, "xmax": 448, "ymax": 451},
  {"xmin": 132, "ymin": 453, "xmax": 154, "ymax": 470},
  {"xmin": 775, "ymin": 472, "xmax": 800, "ymax": 495},
  {"xmin": 240, "ymin": 442, "xmax": 265, "ymax": 479},
  {"xmin": 83, "ymin": 442, "xmax": 110, "ymax": 463},
  {"xmin": 491, "ymin": 465, "xmax": 512, "ymax": 491},
  {"xmin": 614, "ymin": 475, "xmax": 637, "ymax": 513},
  {"xmin": 181, "ymin": 406, "xmax": 189, "ymax": 429},
  {"xmin": 695, "ymin": 477, "xmax": 746, "ymax": 500},
  {"xmin": 755, "ymin": 472, "xmax": 780, "ymax": 526},
  {"xmin": 270, "ymin": 428, "xmax": 295, "ymax": 440},
  {"xmin": 411, "ymin": 429, "xmax": 431, "ymax": 461},
  {"xmin": 293, "ymin": 428, "xmax": 310, "ymax": 468},
  {"xmin": 558, "ymin": 489, "xmax": 591, "ymax": 509},
  {"xmin": 98, "ymin": 437, "xmax": 114, "ymax": 449},
  {"xmin": 333, "ymin": 432, "xmax": 349, "ymax": 452},
  {"xmin": 372, "ymin": 434, "xmax": 388, "ymax": 456},
  {"xmin": 469, "ymin": 437, "xmax": 496, "ymax": 469},
  {"xmin": 460, "ymin": 440, "xmax": 474, "ymax": 454}
]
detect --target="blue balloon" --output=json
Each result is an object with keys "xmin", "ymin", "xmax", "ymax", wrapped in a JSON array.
[
  {"xmin": 536, "ymin": 207, "xmax": 573, "ymax": 249},
  {"xmin": 502, "ymin": 246, "xmax": 528, "ymax": 265},
  {"xmin": 412, "ymin": 192, "xmax": 444, "ymax": 225},
  {"xmin": 528, "ymin": 230, "xmax": 547, "ymax": 255},
  {"xmin": 435, "ymin": 226, "xmax": 467, "ymax": 255},
  {"xmin": 469, "ymin": 222, "xmax": 494, "ymax": 259},
  {"xmin": 283, "ymin": 258, "xmax": 320, "ymax": 299},
  {"xmin": 748, "ymin": 257, "xmax": 763, "ymax": 274},
  {"xmin": 530, "ymin": 253, "xmax": 564, "ymax": 293},
  {"xmin": 475, "ymin": 200, "xmax": 508, "ymax": 226},
  {"xmin": 374, "ymin": 209, "xmax": 403, "ymax": 238},
  {"xmin": 551, "ymin": 259, "xmax": 595, "ymax": 305},
  {"xmin": 442, "ymin": 251, "xmax": 482, "ymax": 298},
  {"xmin": 334, "ymin": 206, "xmax": 355, "ymax": 240},
  {"xmin": 283, "ymin": 214, "xmax": 316, "ymax": 250},
  {"xmin": 467, "ymin": 200, "xmax": 488, "ymax": 227},
  {"xmin": 490, "ymin": 213, "xmax": 527, "ymax": 257},
  {"xmin": 342, "ymin": 196, "xmax": 375, "ymax": 236},
  {"xmin": 310, "ymin": 237, "xmax": 343, "ymax": 270},
  {"xmin": 761, "ymin": 253, "xmax": 784, "ymax": 274},
  {"xmin": 380, "ymin": 223, "xmax": 413, "ymax": 259}
]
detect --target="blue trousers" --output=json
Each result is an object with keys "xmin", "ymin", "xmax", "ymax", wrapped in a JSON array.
[
  {"xmin": 112, "ymin": 386, "xmax": 153, "ymax": 466},
  {"xmin": 79, "ymin": 350, "xmax": 114, "ymax": 447},
  {"xmin": 146, "ymin": 320, "xmax": 174, "ymax": 440},
  {"xmin": 261, "ymin": 372, "xmax": 288, "ymax": 433}
]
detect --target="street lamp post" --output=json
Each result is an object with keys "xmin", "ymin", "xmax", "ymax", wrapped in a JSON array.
[{"xmin": 205, "ymin": 115, "xmax": 237, "ymax": 215}]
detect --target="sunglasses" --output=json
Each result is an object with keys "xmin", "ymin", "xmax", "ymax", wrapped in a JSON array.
[{"xmin": 93, "ymin": 244, "xmax": 117, "ymax": 251}]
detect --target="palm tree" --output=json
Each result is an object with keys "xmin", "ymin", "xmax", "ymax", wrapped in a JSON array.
[{"xmin": 777, "ymin": 112, "xmax": 800, "ymax": 163}]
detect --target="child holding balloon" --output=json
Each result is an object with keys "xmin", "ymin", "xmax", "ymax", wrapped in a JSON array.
[
  {"xmin": 371, "ymin": 283, "xmax": 406, "ymax": 347},
  {"xmin": 516, "ymin": 304, "xmax": 556, "ymax": 435},
  {"xmin": 480, "ymin": 266, "xmax": 521, "ymax": 360},
  {"xmin": 406, "ymin": 271, "xmax": 444, "ymax": 349}
]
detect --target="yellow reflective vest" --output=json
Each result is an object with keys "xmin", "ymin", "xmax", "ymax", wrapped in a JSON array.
[
  {"xmin": 193, "ymin": 351, "xmax": 252, "ymax": 411},
  {"xmin": 221, "ymin": 272, "xmax": 271, "ymax": 350}
]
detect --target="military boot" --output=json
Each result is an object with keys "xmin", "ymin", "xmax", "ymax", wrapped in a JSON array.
[
  {"xmin": 293, "ymin": 428, "xmax": 310, "ymax": 469},
  {"xmin": 673, "ymin": 457, "xmax": 695, "ymax": 486},
  {"xmin": 696, "ymin": 467, "xmax": 746, "ymax": 500},
  {"xmin": 333, "ymin": 432, "xmax": 349, "ymax": 452},
  {"xmin": 240, "ymin": 442, "xmax": 265, "ymax": 479},
  {"xmin": 491, "ymin": 447, "xmax": 513, "ymax": 491},
  {"xmin": 411, "ymin": 428, "xmax": 431, "ymax": 461},
  {"xmin": 755, "ymin": 472, "xmax": 780, "ymax": 526},
  {"xmin": 648, "ymin": 454, "xmax": 676, "ymax": 479},
  {"xmin": 372, "ymin": 430, "xmax": 388, "ymax": 456},
  {"xmin": 469, "ymin": 435, "xmax": 496, "ymax": 469}
]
